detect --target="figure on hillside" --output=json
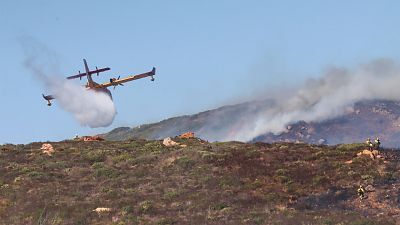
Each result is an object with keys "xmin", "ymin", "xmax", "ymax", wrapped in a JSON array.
[
  {"xmin": 357, "ymin": 185, "xmax": 365, "ymax": 200},
  {"xmin": 374, "ymin": 137, "xmax": 381, "ymax": 151},
  {"xmin": 366, "ymin": 138, "xmax": 373, "ymax": 150}
]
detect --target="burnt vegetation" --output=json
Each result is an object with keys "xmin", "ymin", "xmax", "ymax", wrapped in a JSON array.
[{"xmin": 0, "ymin": 139, "xmax": 399, "ymax": 224}]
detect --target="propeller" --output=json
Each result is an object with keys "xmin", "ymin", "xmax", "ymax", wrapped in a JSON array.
[
  {"xmin": 78, "ymin": 70, "xmax": 81, "ymax": 80},
  {"xmin": 113, "ymin": 83, "xmax": 124, "ymax": 90},
  {"xmin": 112, "ymin": 76, "xmax": 123, "ymax": 90},
  {"xmin": 96, "ymin": 66, "xmax": 99, "ymax": 76}
]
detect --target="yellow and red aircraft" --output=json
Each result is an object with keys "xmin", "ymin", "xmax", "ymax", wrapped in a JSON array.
[{"xmin": 42, "ymin": 59, "xmax": 156, "ymax": 106}]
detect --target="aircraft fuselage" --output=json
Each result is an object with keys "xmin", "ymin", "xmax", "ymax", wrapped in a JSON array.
[{"xmin": 85, "ymin": 81, "xmax": 113, "ymax": 100}]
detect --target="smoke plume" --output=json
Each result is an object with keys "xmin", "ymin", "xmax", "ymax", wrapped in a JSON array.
[
  {"xmin": 21, "ymin": 38, "xmax": 116, "ymax": 128},
  {"xmin": 220, "ymin": 58, "xmax": 400, "ymax": 142}
]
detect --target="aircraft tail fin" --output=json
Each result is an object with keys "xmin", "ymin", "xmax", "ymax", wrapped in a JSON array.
[{"xmin": 83, "ymin": 59, "xmax": 94, "ymax": 86}]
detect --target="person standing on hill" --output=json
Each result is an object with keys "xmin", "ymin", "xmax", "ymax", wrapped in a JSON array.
[
  {"xmin": 366, "ymin": 138, "xmax": 373, "ymax": 150},
  {"xmin": 357, "ymin": 185, "xmax": 365, "ymax": 200},
  {"xmin": 374, "ymin": 137, "xmax": 381, "ymax": 151}
]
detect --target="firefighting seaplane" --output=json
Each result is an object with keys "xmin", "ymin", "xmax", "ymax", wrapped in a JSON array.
[{"xmin": 42, "ymin": 59, "xmax": 156, "ymax": 106}]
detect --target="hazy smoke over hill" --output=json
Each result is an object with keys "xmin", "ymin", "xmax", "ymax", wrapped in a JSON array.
[
  {"xmin": 221, "ymin": 59, "xmax": 400, "ymax": 142},
  {"xmin": 21, "ymin": 38, "xmax": 116, "ymax": 128}
]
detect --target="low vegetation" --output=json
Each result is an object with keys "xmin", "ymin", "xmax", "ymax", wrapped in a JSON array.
[{"xmin": 0, "ymin": 139, "xmax": 399, "ymax": 224}]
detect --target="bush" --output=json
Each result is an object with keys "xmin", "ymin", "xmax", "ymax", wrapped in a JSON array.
[
  {"xmin": 20, "ymin": 166, "xmax": 34, "ymax": 174},
  {"xmin": 210, "ymin": 202, "xmax": 228, "ymax": 210},
  {"xmin": 347, "ymin": 170, "xmax": 357, "ymax": 177},
  {"xmin": 121, "ymin": 205, "xmax": 133, "ymax": 215},
  {"xmin": 201, "ymin": 152, "xmax": 217, "ymax": 162},
  {"xmin": 163, "ymin": 190, "xmax": 180, "ymax": 200},
  {"xmin": 175, "ymin": 157, "xmax": 194, "ymax": 169},
  {"xmin": 91, "ymin": 162, "xmax": 105, "ymax": 169},
  {"xmin": 95, "ymin": 168, "xmax": 118, "ymax": 178},
  {"xmin": 264, "ymin": 193, "xmax": 282, "ymax": 203},
  {"xmin": 252, "ymin": 216, "xmax": 264, "ymax": 225},
  {"xmin": 27, "ymin": 171, "xmax": 46, "ymax": 178},
  {"xmin": 312, "ymin": 175, "xmax": 329, "ymax": 186},
  {"xmin": 157, "ymin": 218, "xmax": 177, "ymax": 225},
  {"xmin": 112, "ymin": 153, "xmax": 134, "ymax": 163},
  {"xmin": 84, "ymin": 150, "xmax": 106, "ymax": 163},
  {"xmin": 139, "ymin": 200, "xmax": 153, "ymax": 213},
  {"xmin": 141, "ymin": 142, "xmax": 165, "ymax": 153},
  {"xmin": 275, "ymin": 168, "xmax": 288, "ymax": 176},
  {"xmin": 248, "ymin": 179, "xmax": 263, "ymax": 189},
  {"xmin": 285, "ymin": 182, "xmax": 298, "ymax": 194},
  {"xmin": 336, "ymin": 143, "xmax": 365, "ymax": 151},
  {"xmin": 361, "ymin": 174, "xmax": 374, "ymax": 180},
  {"xmin": 275, "ymin": 175, "xmax": 291, "ymax": 184},
  {"xmin": 93, "ymin": 164, "xmax": 119, "ymax": 178}
]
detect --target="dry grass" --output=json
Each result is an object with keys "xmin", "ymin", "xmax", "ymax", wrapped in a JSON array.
[{"xmin": 0, "ymin": 139, "xmax": 397, "ymax": 224}]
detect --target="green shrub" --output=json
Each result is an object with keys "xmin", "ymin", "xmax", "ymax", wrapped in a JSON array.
[
  {"xmin": 27, "ymin": 171, "xmax": 47, "ymax": 179},
  {"xmin": 347, "ymin": 170, "xmax": 357, "ymax": 177},
  {"xmin": 248, "ymin": 178, "xmax": 263, "ymax": 189},
  {"xmin": 305, "ymin": 154, "xmax": 318, "ymax": 161},
  {"xmin": 201, "ymin": 152, "xmax": 218, "ymax": 162},
  {"xmin": 46, "ymin": 161, "xmax": 68, "ymax": 170},
  {"xmin": 275, "ymin": 175, "xmax": 291, "ymax": 184},
  {"xmin": 175, "ymin": 157, "xmax": 194, "ymax": 169},
  {"xmin": 91, "ymin": 162, "xmax": 105, "ymax": 169},
  {"xmin": 84, "ymin": 150, "xmax": 106, "ymax": 163},
  {"xmin": 263, "ymin": 193, "xmax": 283, "ymax": 203},
  {"xmin": 121, "ymin": 205, "xmax": 133, "ymax": 215},
  {"xmin": 245, "ymin": 150, "xmax": 261, "ymax": 158},
  {"xmin": 139, "ymin": 200, "xmax": 153, "ymax": 213},
  {"xmin": 219, "ymin": 176, "xmax": 240, "ymax": 189},
  {"xmin": 275, "ymin": 168, "xmax": 288, "ymax": 176},
  {"xmin": 210, "ymin": 202, "xmax": 228, "ymax": 210},
  {"xmin": 336, "ymin": 143, "xmax": 365, "ymax": 151},
  {"xmin": 94, "ymin": 166, "xmax": 119, "ymax": 178},
  {"xmin": 312, "ymin": 175, "xmax": 329, "ymax": 186},
  {"xmin": 157, "ymin": 218, "xmax": 177, "ymax": 225},
  {"xmin": 252, "ymin": 216, "xmax": 264, "ymax": 225},
  {"xmin": 285, "ymin": 182, "xmax": 298, "ymax": 194},
  {"xmin": 112, "ymin": 153, "xmax": 134, "ymax": 163},
  {"xmin": 20, "ymin": 166, "xmax": 34, "ymax": 174},
  {"xmin": 141, "ymin": 142, "xmax": 165, "ymax": 153},
  {"xmin": 163, "ymin": 190, "xmax": 180, "ymax": 200},
  {"xmin": 361, "ymin": 174, "xmax": 374, "ymax": 180}
]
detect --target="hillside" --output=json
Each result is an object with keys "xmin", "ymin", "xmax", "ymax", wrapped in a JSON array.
[
  {"xmin": 254, "ymin": 100, "xmax": 400, "ymax": 147},
  {"xmin": 1, "ymin": 139, "xmax": 400, "ymax": 224},
  {"xmin": 103, "ymin": 99, "xmax": 274, "ymax": 142},
  {"xmin": 103, "ymin": 100, "xmax": 400, "ymax": 147}
]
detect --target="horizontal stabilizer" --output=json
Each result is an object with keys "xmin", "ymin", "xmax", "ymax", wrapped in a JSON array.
[
  {"xmin": 67, "ymin": 67, "xmax": 110, "ymax": 80},
  {"xmin": 42, "ymin": 94, "xmax": 54, "ymax": 100}
]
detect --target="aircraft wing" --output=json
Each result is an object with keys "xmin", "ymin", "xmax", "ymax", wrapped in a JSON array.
[
  {"xmin": 100, "ymin": 67, "xmax": 156, "ymax": 88},
  {"xmin": 67, "ymin": 67, "xmax": 110, "ymax": 80}
]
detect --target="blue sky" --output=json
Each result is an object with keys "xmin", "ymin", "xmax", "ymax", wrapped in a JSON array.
[{"xmin": 1, "ymin": 1, "xmax": 400, "ymax": 144}]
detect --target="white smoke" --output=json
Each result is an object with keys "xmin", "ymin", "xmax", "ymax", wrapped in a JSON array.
[
  {"xmin": 226, "ymin": 58, "xmax": 400, "ymax": 141},
  {"xmin": 21, "ymin": 38, "xmax": 116, "ymax": 128},
  {"xmin": 45, "ymin": 77, "xmax": 116, "ymax": 128}
]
